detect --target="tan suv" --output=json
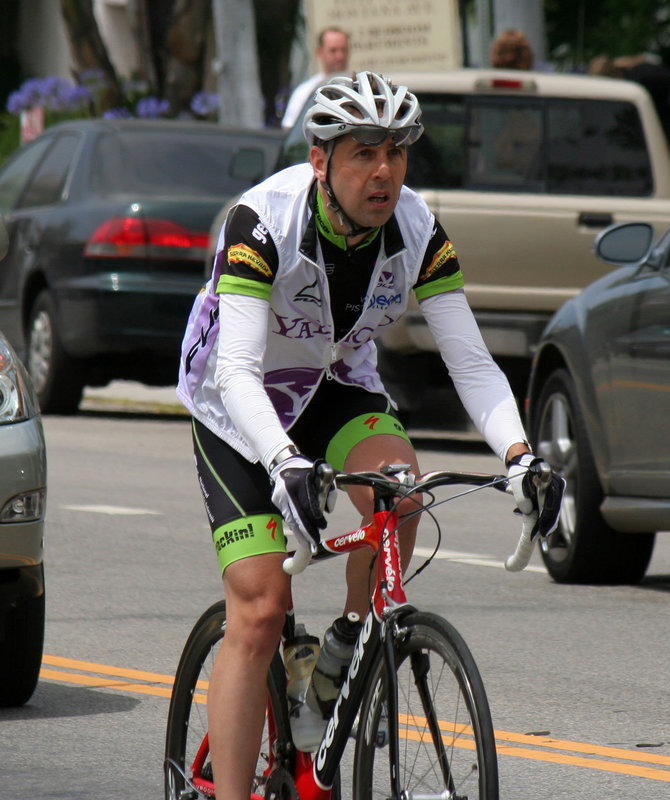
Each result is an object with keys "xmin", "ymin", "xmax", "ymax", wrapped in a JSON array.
[{"xmin": 274, "ymin": 69, "xmax": 670, "ymax": 416}]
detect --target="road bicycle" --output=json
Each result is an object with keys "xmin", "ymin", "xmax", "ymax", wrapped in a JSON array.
[{"xmin": 164, "ymin": 460, "xmax": 551, "ymax": 800}]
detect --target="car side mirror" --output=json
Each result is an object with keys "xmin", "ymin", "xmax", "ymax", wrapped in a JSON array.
[{"xmin": 594, "ymin": 222, "xmax": 654, "ymax": 266}]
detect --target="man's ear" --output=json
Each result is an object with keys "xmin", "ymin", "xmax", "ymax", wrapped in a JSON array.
[{"xmin": 309, "ymin": 145, "xmax": 328, "ymax": 181}]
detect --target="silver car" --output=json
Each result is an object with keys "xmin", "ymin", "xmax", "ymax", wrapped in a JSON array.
[
  {"xmin": 526, "ymin": 222, "xmax": 670, "ymax": 585},
  {"xmin": 0, "ymin": 216, "xmax": 47, "ymax": 706}
]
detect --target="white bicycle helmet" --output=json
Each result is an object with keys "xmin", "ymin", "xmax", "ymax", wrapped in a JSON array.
[{"xmin": 303, "ymin": 70, "xmax": 423, "ymax": 147}]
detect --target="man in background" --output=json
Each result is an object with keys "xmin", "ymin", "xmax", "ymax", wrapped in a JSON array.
[{"xmin": 281, "ymin": 26, "xmax": 349, "ymax": 129}]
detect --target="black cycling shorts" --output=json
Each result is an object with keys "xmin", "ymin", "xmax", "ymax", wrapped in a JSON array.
[{"xmin": 192, "ymin": 380, "xmax": 411, "ymax": 573}]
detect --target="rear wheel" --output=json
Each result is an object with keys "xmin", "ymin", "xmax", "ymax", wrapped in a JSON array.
[
  {"xmin": 27, "ymin": 291, "xmax": 83, "ymax": 414},
  {"xmin": 354, "ymin": 612, "xmax": 499, "ymax": 800},
  {"xmin": 164, "ymin": 600, "xmax": 292, "ymax": 800},
  {"xmin": 532, "ymin": 368, "xmax": 654, "ymax": 583}
]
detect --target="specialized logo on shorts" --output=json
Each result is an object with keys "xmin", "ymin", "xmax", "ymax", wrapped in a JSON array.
[
  {"xmin": 420, "ymin": 240, "xmax": 456, "ymax": 281},
  {"xmin": 362, "ymin": 415, "xmax": 405, "ymax": 435},
  {"xmin": 214, "ymin": 521, "xmax": 256, "ymax": 552},
  {"xmin": 227, "ymin": 243, "xmax": 272, "ymax": 278}
]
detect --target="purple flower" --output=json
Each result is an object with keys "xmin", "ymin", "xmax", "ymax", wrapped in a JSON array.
[
  {"xmin": 103, "ymin": 107, "xmax": 134, "ymax": 119},
  {"xmin": 59, "ymin": 84, "xmax": 92, "ymax": 112},
  {"xmin": 136, "ymin": 96, "xmax": 171, "ymax": 118},
  {"xmin": 5, "ymin": 76, "xmax": 92, "ymax": 114},
  {"xmin": 7, "ymin": 89, "xmax": 29, "ymax": 114},
  {"xmin": 190, "ymin": 91, "xmax": 219, "ymax": 117}
]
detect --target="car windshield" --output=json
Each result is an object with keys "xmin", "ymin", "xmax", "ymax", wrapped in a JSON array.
[{"xmin": 91, "ymin": 129, "xmax": 238, "ymax": 198}]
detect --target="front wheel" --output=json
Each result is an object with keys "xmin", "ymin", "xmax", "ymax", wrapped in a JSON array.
[
  {"xmin": 353, "ymin": 611, "xmax": 499, "ymax": 800},
  {"xmin": 164, "ymin": 600, "xmax": 292, "ymax": 800},
  {"xmin": 0, "ymin": 564, "xmax": 45, "ymax": 707}
]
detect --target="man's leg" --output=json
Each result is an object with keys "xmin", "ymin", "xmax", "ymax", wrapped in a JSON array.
[
  {"xmin": 341, "ymin": 433, "xmax": 420, "ymax": 618},
  {"xmin": 207, "ymin": 551, "xmax": 290, "ymax": 800}
]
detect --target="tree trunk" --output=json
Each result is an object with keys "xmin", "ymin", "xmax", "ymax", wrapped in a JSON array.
[
  {"xmin": 212, "ymin": 0, "xmax": 263, "ymax": 127},
  {"xmin": 163, "ymin": 0, "xmax": 212, "ymax": 116},
  {"xmin": 253, "ymin": 0, "xmax": 300, "ymax": 125},
  {"xmin": 59, "ymin": 0, "xmax": 122, "ymax": 110},
  {"xmin": 126, "ymin": 0, "xmax": 160, "ymax": 93}
]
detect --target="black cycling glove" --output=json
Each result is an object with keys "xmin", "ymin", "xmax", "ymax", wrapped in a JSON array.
[{"xmin": 270, "ymin": 456, "xmax": 335, "ymax": 549}]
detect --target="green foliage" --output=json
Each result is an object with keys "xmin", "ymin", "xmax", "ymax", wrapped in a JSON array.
[
  {"xmin": 546, "ymin": 0, "xmax": 670, "ymax": 70},
  {"xmin": 0, "ymin": 113, "xmax": 20, "ymax": 167}
]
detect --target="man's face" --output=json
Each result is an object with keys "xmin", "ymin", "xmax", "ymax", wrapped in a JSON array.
[
  {"xmin": 317, "ymin": 31, "xmax": 349, "ymax": 74},
  {"xmin": 311, "ymin": 135, "xmax": 408, "ymax": 235}
]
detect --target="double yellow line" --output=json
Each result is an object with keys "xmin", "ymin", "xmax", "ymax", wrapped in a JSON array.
[
  {"xmin": 41, "ymin": 654, "xmax": 175, "ymax": 700},
  {"xmin": 41, "ymin": 655, "xmax": 670, "ymax": 782}
]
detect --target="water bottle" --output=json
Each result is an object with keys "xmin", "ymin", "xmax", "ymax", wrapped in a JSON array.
[
  {"xmin": 306, "ymin": 612, "xmax": 362, "ymax": 718},
  {"xmin": 283, "ymin": 623, "xmax": 326, "ymax": 752}
]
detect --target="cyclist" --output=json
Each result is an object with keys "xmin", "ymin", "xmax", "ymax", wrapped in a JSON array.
[{"xmin": 177, "ymin": 71, "xmax": 560, "ymax": 799}]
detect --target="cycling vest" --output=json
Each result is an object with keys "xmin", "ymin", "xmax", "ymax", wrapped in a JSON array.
[{"xmin": 177, "ymin": 163, "xmax": 435, "ymax": 461}]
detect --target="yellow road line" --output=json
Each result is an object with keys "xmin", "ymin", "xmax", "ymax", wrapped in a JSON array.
[
  {"xmin": 40, "ymin": 655, "xmax": 670, "ymax": 782},
  {"xmin": 42, "ymin": 654, "xmax": 176, "ymax": 684}
]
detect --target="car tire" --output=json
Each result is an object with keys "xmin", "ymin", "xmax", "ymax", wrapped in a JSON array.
[
  {"xmin": 531, "ymin": 368, "xmax": 655, "ymax": 584},
  {"xmin": 27, "ymin": 291, "xmax": 84, "ymax": 414},
  {"xmin": 0, "ymin": 566, "xmax": 45, "ymax": 706}
]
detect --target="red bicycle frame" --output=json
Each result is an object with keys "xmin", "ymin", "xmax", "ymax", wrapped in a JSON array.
[{"xmin": 188, "ymin": 500, "xmax": 409, "ymax": 800}]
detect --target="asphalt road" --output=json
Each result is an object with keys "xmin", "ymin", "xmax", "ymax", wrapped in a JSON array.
[{"xmin": 1, "ymin": 393, "xmax": 669, "ymax": 799}]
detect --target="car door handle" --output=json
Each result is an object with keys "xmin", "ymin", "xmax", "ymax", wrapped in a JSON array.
[{"xmin": 578, "ymin": 211, "xmax": 613, "ymax": 228}]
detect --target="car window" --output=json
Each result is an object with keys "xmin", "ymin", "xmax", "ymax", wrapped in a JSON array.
[
  {"xmin": 91, "ymin": 130, "xmax": 256, "ymax": 198},
  {"xmin": 546, "ymin": 99, "xmax": 652, "ymax": 196},
  {"xmin": 0, "ymin": 137, "xmax": 52, "ymax": 214},
  {"xmin": 17, "ymin": 133, "xmax": 80, "ymax": 209},
  {"xmin": 466, "ymin": 99, "xmax": 543, "ymax": 190},
  {"xmin": 408, "ymin": 94, "xmax": 464, "ymax": 189},
  {"xmin": 271, "ymin": 88, "xmax": 654, "ymax": 200},
  {"xmin": 275, "ymin": 113, "xmax": 311, "ymax": 171},
  {"xmin": 229, "ymin": 147, "xmax": 267, "ymax": 184}
]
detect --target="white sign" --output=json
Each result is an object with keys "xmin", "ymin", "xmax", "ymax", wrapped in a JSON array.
[{"xmin": 305, "ymin": 0, "xmax": 462, "ymax": 72}]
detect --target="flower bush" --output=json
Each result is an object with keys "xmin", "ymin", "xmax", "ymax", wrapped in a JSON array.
[
  {"xmin": 7, "ymin": 76, "xmax": 92, "ymax": 116},
  {"xmin": 1, "ymin": 72, "xmax": 220, "ymax": 165}
]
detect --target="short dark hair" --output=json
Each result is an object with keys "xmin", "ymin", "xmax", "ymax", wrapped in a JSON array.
[{"xmin": 317, "ymin": 27, "xmax": 349, "ymax": 47}]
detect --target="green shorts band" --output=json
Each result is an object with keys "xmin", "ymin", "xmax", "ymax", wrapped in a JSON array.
[
  {"xmin": 213, "ymin": 513, "xmax": 287, "ymax": 574},
  {"xmin": 325, "ymin": 412, "xmax": 411, "ymax": 472}
]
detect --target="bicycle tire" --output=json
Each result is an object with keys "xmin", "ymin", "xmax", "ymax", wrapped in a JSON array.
[
  {"xmin": 164, "ymin": 600, "xmax": 292, "ymax": 800},
  {"xmin": 353, "ymin": 611, "xmax": 499, "ymax": 800}
]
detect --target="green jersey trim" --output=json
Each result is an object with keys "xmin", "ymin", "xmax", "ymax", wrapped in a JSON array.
[
  {"xmin": 415, "ymin": 271, "xmax": 465, "ymax": 301},
  {"xmin": 216, "ymin": 274, "xmax": 272, "ymax": 300},
  {"xmin": 315, "ymin": 191, "xmax": 381, "ymax": 251}
]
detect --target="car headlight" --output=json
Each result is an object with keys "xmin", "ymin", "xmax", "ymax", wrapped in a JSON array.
[
  {"xmin": 0, "ymin": 334, "xmax": 39, "ymax": 423},
  {"xmin": 0, "ymin": 489, "xmax": 45, "ymax": 522}
]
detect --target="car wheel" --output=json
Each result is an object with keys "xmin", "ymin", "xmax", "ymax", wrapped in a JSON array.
[
  {"xmin": 27, "ymin": 291, "xmax": 84, "ymax": 414},
  {"xmin": 531, "ymin": 368, "xmax": 654, "ymax": 584},
  {"xmin": 0, "ymin": 566, "xmax": 45, "ymax": 706}
]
